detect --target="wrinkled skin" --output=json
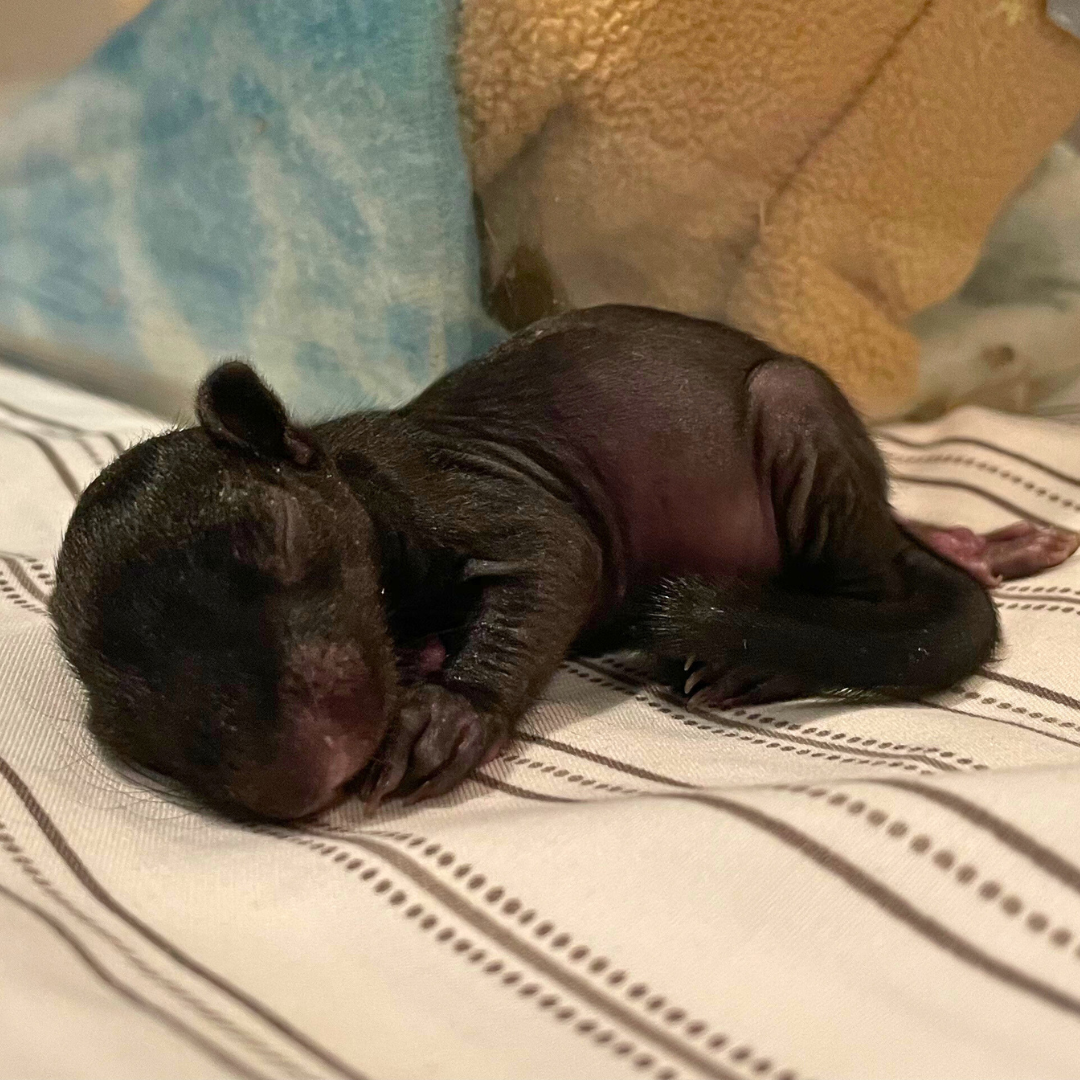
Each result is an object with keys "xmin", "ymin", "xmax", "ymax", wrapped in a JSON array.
[
  {"xmin": 898, "ymin": 519, "xmax": 1079, "ymax": 589},
  {"xmin": 50, "ymin": 306, "xmax": 1079, "ymax": 820}
]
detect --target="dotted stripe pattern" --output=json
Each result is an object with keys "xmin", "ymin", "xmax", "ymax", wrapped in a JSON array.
[
  {"xmin": 482, "ymin": 761, "xmax": 1080, "ymax": 957},
  {"xmin": 0, "ymin": 555, "xmax": 50, "ymax": 616},
  {"xmin": 500, "ymin": 751, "xmax": 644, "ymax": 796},
  {"xmin": 491, "ymin": 739, "xmax": 988, "ymax": 810},
  {"xmin": 953, "ymin": 687, "xmax": 1080, "ymax": 736},
  {"xmin": 998, "ymin": 587, "xmax": 1080, "ymax": 596},
  {"xmin": 585, "ymin": 657, "xmax": 982, "ymax": 770},
  {"xmin": 20, "ymin": 555, "xmax": 52, "ymax": 589},
  {"xmin": 273, "ymin": 830, "xmax": 685, "ymax": 1079},
  {"xmin": 876, "ymin": 433, "xmax": 1080, "ymax": 488},
  {"xmin": 312, "ymin": 826, "xmax": 806, "ymax": 1080},
  {"xmin": 997, "ymin": 599, "xmax": 1080, "ymax": 616},
  {"xmin": 0, "ymin": 575, "xmax": 45, "ymax": 615},
  {"xmin": 885, "ymin": 451, "xmax": 1080, "ymax": 512},
  {"xmin": 0, "ymin": 818, "xmax": 319, "ymax": 1080},
  {"xmin": 565, "ymin": 661, "xmax": 952, "ymax": 775},
  {"xmin": 480, "ymin": 749, "xmax": 1080, "ymax": 967},
  {"xmin": 779, "ymin": 785, "xmax": 1080, "ymax": 959}
]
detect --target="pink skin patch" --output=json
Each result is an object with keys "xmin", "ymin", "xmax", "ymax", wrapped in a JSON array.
[
  {"xmin": 899, "ymin": 518, "xmax": 1080, "ymax": 588},
  {"xmin": 395, "ymin": 635, "xmax": 447, "ymax": 682},
  {"xmin": 414, "ymin": 636, "xmax": 447, "ymax": 675},
  {"xmin": 481, "ymin": 737, "xmax": 508, "ymax": 766}
]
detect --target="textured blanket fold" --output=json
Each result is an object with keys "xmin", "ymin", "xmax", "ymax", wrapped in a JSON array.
[{"xmin": 0, "ymin": 0, "xmax": 501, "ymax": 420}]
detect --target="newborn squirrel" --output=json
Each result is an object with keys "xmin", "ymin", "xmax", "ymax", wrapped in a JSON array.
[{"xmin": 50, "ymin": 306, "xmax": 1079, "ymax": 819}]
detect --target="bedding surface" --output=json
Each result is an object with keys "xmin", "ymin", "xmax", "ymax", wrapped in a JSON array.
[{"xmin": 4, "ymin": 360, "xmax": 1080, "ymax": 1079}]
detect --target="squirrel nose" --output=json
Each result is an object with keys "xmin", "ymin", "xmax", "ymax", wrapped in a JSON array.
[
  {"xmin": 225, "ymin": 642, "xmax": 390, "ymax": 820},
  {"xmin": 227, "ymin": 721, "xmax": 380, "ymax": 820}
]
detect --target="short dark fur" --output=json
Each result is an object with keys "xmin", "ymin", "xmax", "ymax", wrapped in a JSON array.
[{"xmin": 51, "ymin": 306, "xmax": 1000, "ymax": 820}]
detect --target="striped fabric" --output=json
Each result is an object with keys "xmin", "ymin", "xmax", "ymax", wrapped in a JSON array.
[{"xmin": 4, "ymin": 361, "xmax": 1080, "ymax": 1080}]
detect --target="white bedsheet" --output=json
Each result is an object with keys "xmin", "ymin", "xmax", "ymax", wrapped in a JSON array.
[{"xmin": 3, "ymin": 360, "xmax": 1080, "ymax": 1079}]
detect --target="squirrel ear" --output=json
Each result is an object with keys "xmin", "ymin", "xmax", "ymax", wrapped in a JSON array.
[{"xmin": 196, "ymin": 361, "xmax": 318, "ymax": 467}]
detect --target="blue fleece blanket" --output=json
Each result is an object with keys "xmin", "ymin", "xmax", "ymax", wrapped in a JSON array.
[{"xmin": 0, "ymin": 0, "xmax": 501, "ymax": 418}]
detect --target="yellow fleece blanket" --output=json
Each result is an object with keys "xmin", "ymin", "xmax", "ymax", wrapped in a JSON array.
[{"xmin": 459, "ymin": 0, "xmax": 1080, "ymax": 419}]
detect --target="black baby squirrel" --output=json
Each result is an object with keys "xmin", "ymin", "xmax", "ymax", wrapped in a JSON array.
[{"xmin": 50, "ymin": 306, "xmax": 1079, "ymax": 820}]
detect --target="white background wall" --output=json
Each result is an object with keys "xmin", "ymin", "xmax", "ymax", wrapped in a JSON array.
[{"xmin": 0, "ymin": 0, "xmax": 149, "ymax": 117}]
